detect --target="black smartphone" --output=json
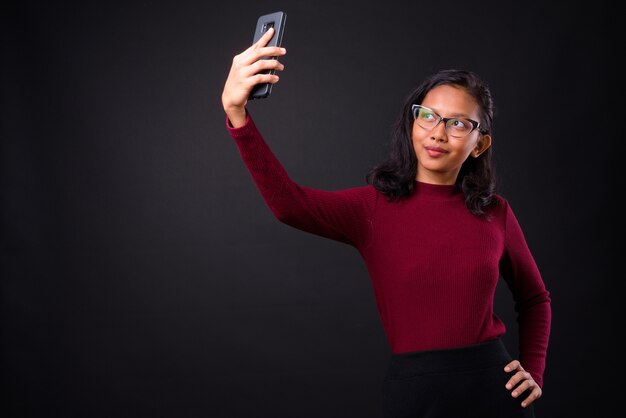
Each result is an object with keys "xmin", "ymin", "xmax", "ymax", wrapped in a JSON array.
[{"xmin": 248, "ymin": 11, "xmax": 287, "ymax": 100}]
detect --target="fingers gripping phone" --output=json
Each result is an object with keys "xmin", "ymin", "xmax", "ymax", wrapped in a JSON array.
[{"xmin": 248, "ymin": 11, "xmax": 286, "ymax": 100}]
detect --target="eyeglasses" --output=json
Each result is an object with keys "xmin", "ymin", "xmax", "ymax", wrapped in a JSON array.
[{"xmin": 411, "ymin": 104, "xmax": 483, "ymax": 138}]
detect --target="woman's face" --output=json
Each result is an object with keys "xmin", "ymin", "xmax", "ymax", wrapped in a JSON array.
[{"xmin": 411, "ymin": 84, "xmax": 491, "ymax": 185}]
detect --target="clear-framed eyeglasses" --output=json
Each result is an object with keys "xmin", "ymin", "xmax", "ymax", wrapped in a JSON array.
[{"xmin": 411, "ymin": 104, "xmax": 483, "ymax": 138}]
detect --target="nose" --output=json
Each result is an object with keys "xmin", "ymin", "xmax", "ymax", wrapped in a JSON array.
[{"xmin": 430, "ymin": 120, "xmax": 448, "ymax": 142}]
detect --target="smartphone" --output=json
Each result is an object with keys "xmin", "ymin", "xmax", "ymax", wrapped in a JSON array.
[{"xmin": 248, "ymin": 11, "xmax": 287, "ymax": 100}]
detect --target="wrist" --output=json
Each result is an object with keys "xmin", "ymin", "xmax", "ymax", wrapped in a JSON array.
[{"xmin": 224, "ymin": 106, "xmax": 247, "ymax": 129}]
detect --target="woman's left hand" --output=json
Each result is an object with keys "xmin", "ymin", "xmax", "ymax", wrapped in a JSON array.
[{"xmin": 504, "ymin": 360, "xmax": 542, "ymax": 408}]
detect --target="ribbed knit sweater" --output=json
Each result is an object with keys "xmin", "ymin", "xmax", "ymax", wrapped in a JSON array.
[{"xmin": 226, "ymin": 112, "xmax": 551, "ymax": 387}]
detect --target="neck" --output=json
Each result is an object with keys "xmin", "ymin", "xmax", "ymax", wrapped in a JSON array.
[{"xmin": 415, "ymin": 173, "xmax": 458, "ymax": 185}]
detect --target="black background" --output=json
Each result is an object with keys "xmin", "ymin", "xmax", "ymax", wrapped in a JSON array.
[{"xmin": 2, "ymin": 1, "xmax": 619, "ymax": 417}]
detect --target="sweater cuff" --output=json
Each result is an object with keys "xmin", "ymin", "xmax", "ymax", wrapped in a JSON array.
[{"xmin": 225, "ymin": 109, "xmax": 258, "ymax": 139}]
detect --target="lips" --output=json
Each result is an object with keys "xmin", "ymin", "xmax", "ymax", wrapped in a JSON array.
[{"xmin": 424, "ymin": 146, "xmax": 449, "ymax": 158}]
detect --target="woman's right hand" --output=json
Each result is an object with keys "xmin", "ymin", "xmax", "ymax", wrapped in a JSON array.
[{"xmin": 221, "ymin": 27, "xmax": 287, "ymax": 128}]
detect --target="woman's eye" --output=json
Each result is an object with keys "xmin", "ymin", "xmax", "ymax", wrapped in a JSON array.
[{"xmin": 451, "ymin": 119, "xmax": 468, "ymax": 129}]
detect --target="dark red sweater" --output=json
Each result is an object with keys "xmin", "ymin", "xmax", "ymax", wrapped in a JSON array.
[{"xmin": 226, "ymin": 113, "xmax": 551, "ymax": 387}]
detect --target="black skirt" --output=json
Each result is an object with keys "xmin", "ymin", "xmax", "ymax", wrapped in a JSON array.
[{"xmin": 382, "ymin": 338, "xmax": 536, "ymax": 418}]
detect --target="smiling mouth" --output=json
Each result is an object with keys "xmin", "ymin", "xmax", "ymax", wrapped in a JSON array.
[{"xmin": 424, "ymin": 146, "xmax": 448, "ymax": 157}]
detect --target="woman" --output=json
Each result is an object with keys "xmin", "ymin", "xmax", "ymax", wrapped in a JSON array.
[{"xmin": 221, "ymin": 27, "xmax": 551, "ymax": 417}]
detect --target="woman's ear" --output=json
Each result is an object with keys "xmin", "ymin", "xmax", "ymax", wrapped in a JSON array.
[{"xmin": 472, "ymin": 134, "xmax": 492, "ymax": 158}]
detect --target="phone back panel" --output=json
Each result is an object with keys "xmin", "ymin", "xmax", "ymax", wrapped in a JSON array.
[{"xmin": 249, "ymin": 11, "xmax": 286, "ymax": 100}]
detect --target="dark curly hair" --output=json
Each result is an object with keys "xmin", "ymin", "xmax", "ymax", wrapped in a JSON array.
[{"xmin": 366, "ymin": 69, "xmax": 496, "ymax": 217}]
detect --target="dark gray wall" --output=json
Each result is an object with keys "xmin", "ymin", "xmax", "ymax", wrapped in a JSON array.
[{"xmin": 2, "ymin": 0, "xmax": 618, "ymax": 417}]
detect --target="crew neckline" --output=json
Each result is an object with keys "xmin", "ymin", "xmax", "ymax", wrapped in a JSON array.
[{"xmin": 413, "ymin": 180, "xmax": 461, "ymax": 198}]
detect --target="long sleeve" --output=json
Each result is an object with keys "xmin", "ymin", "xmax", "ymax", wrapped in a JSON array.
[
  {"xmin": 226, "ymin": 112, "xmax": 377, "ymax": 249},
  {"xmin": 499, "ymin": 201, "xmax": 552, "ymax": 388}
]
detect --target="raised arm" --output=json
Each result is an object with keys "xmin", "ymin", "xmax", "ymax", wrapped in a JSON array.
[
  {"xmin": 226, "ymin": 114, "xmax": 376, "ymax": 247},
  {"xmin": 221, "ymin": 27, "xmax": 377, "ymax": 248}
]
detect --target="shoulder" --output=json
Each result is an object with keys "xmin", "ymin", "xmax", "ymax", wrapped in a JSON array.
[
  {"xmin": 324, "ymin": 184, "xmax": 379, "ymax": 197},
  {"xmin": 491, "ymin": 193, "xmax": 509, "ymax": 210},
  {"xmin": 300, "ymin": 184, "xmax": 379, "ymax": 209},
  {"xmin": 337, "ymin": 184, "xmax": 380, "ymax": 214},
  {"xmin": 330, "ymin": 184, "xmax": 380, "ymax": 205},
  {"xmin": 486, "ymin": 193, "xmax": 513, "ymax": 223},
  {"xmin": 488, "ymin": 194, "xmax": 529, "ymax": 237}
]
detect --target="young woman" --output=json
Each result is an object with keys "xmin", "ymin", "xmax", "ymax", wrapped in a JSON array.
[{"xmin": 221, "ymin": 28, "xmax": 551, "ymax": 418}]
